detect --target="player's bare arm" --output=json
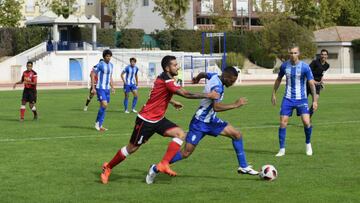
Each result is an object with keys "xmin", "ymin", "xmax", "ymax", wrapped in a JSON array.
[
  {"xmin": 13, "ymin": 80, "xmax": 23, "ymax": 89},
  {"xmin": 213, "ymin": 97, "xmax": 248, "ymax": 112},
  {"xmin": 192, "ymin": 72, "xmax": 208, "ymax": 84},
  {"xmin": 308, "ymin": 79, "xmax": 318, "ymax": 111},
  {"xmin": 135, "ymin": 73, "xmax": 138, "ymax": 86},
  {"xmin": 170, "ymin": 99, "xmax": 183, "ymax": 110},
  {"xmin": 271, "ymin": 76, "xmax": 282, "ymax": 106},
  {"xmin": 121, "ymin": 71, "xmax": 126, "ymax": 85},
  {"xmin": 175, "ymin": 88, "xmax": 219, "ymax": 100},
  {"xmin": 110, "ymin": 77, "xmax": 115, "ymax": 94}
]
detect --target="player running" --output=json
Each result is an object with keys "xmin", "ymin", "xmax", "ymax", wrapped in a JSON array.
[
  {"xmin": 307, "ymin": 49, "xmax": 330, "ymax": 117},
  {"xmin": 92, "ymin": 50, "xmax": 115, "ymax": 131},
  {"xmin": 13, "ymin": 61, "xmax": 38, "ymax": 121},
  {"xmin": 271, "ymin": 45, "xmax": 318, "ymax": 157},
  {"xmin": 121, "ymin": 57, "xmax": 139, "ymax": 113},
  {"xmin": 84, "ymin": 59, "xmax": 103, "ymax": 111},
  {"xmin": 100, "ymin": 55, "xmax": 220, "ymax": 184},
  {"xmin": 145, "ymin": 67, "xmax": 258, "ymax": 184}
]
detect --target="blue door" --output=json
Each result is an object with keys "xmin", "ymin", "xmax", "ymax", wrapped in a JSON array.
[{"xmin": 69, "ymin": 58, "xmax": 83, "ymax": 81}]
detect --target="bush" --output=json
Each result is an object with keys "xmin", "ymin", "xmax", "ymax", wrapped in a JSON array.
[
  {"xmin": 249, "ymin": 48, "xmax": 276, "ymax": 69},
  {"xmin": 116, "ymin": 29, "xmax": 145, "ymax": 48},
  {"xmin": 13, "ymin": 27, "xmax": 48, "ymax": 55},
  {"xmin": 216, "ymin": 52, "xmax": 245, "ymax": 69},
  {"xmin": 80, "ymin": 27, "xmax": 116, "ymax": 47},
  {"xmin": 352, "ymin": 39, "xmax": 360, "ymax": 52},
  {"xmin": 152, "ymin": 30, "xmax": 172, "ymax": 50},
  {"xmin": 0, "ymin": 28, "xmax": 14, "ymax": 56},
  {"xmin": 171, "ymin": 30, "xmax": 202, "ymax": 52}
]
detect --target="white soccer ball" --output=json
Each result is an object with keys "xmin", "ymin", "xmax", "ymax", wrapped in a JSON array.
[{"xmin": 259, "ymin": 165, "xmax": 278, "ymax": 181}]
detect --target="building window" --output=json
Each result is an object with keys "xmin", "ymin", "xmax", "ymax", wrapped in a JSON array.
[
  {"xmin": 26, "ymin": 0, "xmax": 35, "ymax": 12},
  {"xmin": 143, "ymin": 0, "xmax": 149, "ymax": 6},
  {"xmin": 196, "ymin": 17, "xmax": 213, "ymax": 25},
  {"xmin": 223, "ymin": 0, "xmax": 233, "ymax": 10},
  {"xmin": 201, "ymin": 0, "xmax": 214, "ymax": 13},
  {"xmin": 236, "ymin": 0, "xmax": 249, "ymax": 16}
]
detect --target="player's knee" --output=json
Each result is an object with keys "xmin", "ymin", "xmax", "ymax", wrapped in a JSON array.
[
  {"xmin": 232, "ymin": 131, "xmax": 242, "ymax": 140},
  {"xmin": 280, "ymin": 120, "xmax": 288, "ymax": 128},
  {"xmin": 101, "ymin": 102, "xmax": 108, "ymax": 108},
  {"xmin": 182, "ymin": 151, "xmax": 192, "ymax": 159}
]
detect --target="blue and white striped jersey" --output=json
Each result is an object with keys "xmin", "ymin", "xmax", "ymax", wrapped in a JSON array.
[
  {"xmin": 278, "ymin": 60, "xmax": 314, "ymax": 100},
  {"xmin": 94, "ymin": 61, "xmax": 114, "ymax": 90},
  {"xmin": 194, "ymin": 73, "xmax": 224, "ymax": 123},
  {"xmin": 123, "ymin": 65, "xmax": 138, "ymax": 86}
]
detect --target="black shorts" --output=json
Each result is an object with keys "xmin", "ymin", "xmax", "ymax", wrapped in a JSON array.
[
  {"xmin": 22, "ymin": 88, "xmax": 37, "ymax": 103},
  {"xmin": 89, "ymin": 87, "xmax": 95, "ymax": 96},
  {"xmin": 307, "ymin": 83, "xmax": 323, "ymax": 95},
  {"xmin": 129, "ymin": 116, "xmax": 178, "ymax": 146}
]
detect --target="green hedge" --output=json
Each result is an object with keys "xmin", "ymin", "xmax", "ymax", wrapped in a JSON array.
[
  {"xmin": 151, "ymin": 30, "xmax": 172, "ymax": 50},
  {"xmin": 217, "ymin": 52, "xmax": 245, "ymax": 69},
  {"xmin": 248, "ymin": 48, "xmax": 276, "ymax": 69},
  {"xmin": 0, "ymin": 28, "xmax": 14, "ymax": 56},
  {"xmin": 115, "ymin": 29, "xmax": 145, "ymax": 48}
]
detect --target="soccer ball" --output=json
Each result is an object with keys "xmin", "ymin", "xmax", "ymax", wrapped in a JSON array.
[{"xmin": 259, "ymin": 165, "xmax": 278, "ymax": 181}]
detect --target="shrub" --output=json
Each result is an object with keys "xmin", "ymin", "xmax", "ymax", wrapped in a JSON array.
[{"xmin": 116, "ymin": 29, "xmax": 145, "ymax": 48}]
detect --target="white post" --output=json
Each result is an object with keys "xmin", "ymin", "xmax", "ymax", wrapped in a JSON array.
[
  {"xmin": 53, "ymin": 24, "xmax": 59, "ymax": 50},
  {"xmin": 92, "ymin": 24, "xmax": 97, "ymax": 50}
]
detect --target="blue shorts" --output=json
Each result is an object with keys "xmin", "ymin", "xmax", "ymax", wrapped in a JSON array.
[
  {"xmin": 96, "ymin": 89, "xmax": 110, "ymax": 103},
  {"xmin": 186, "ymin": 117, "xmax": 228, "ymax": 145},
  {"xmin": 280, "ymin": 98, "xmax": 310, "ymax": 117},
  {"xmin": 124, "ymin": 84, "xmax": 138, "ymax": 93}
]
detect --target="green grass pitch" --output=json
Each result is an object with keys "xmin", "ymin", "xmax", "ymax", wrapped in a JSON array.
[{"xmin": 0, "ymin": 84, "xmax": 359, "ymax": 202}]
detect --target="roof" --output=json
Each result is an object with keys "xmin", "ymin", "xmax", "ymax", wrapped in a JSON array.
[
  {"xmin": 314, "ymin": 26, "xmax": 360, "ymax": 42},
  {"xmin": 25, "ymin": 11, "xmax": 100, "ymax": 26}
]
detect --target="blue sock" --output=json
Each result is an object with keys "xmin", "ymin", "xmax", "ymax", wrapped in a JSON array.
[
  {"xmin": 97, "ymin": 106, "xmax": 106, "ymax": 127},
  {"xmin": 124, "ymin": 97, "xmax": 128, "ymax": 111},
  {"xmin": 169, "ymin": 151, "xmax": 183, "ymax": 164},
  {"xmin": 304, "ymin": 126, "xmax": 312, "ymax": 144},
  {"xmin": 279, "ymin": 127, "xmax": 286, "ymax": 149},
  {"xmin": 232, "ymin": 138, "xmax": 248, "ymax": 168},
  {"xmin": 132, "ymin": 97, "xmax": 138, "ymax": 110}
]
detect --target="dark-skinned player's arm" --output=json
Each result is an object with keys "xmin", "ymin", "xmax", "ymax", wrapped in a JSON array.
[
  {"xmin": 192, "ymin": 72, "xmax": 212, "ymax": 84},
  {"xmin": 213, "ymin": 97, "xmax": 248, "ymax": 112}
]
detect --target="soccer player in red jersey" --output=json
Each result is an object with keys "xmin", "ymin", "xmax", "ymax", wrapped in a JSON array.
[
  {"xmin": 13, "ymin": 61, "xmax": 38, "ymax": 121},
  {"xmin": 83, "ymin": 59, "xmax": 103, "ymax": 111},
  {"xmin": 100, "ymin": 55, "xmax": 220, "ymax": 184}
]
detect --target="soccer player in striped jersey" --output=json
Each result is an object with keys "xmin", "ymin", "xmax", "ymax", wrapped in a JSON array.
[
  {"xmin": 100, "ymin": 55, "xmax": 220, "ymax": 184},
  {"xmin": 91, "ymin": 50, "xmax": 115, "ymax": 132},
  {"xmin": 13, "ymin": 61, "xmax": 38, "ymax": 121},
  {"xmin": 121, "ymin": 57, "xmax": 139, "ymax": 113},
  {"xmin": 145, "ymin": 67, "xmax": 258, "ymax": 184},
  {"xmin": 271, "ymin": 45, "xmax": 318, "ymax": 157},
  {"xmin": 83, "ymin": 59, "xmax": 103, "ymax": 111}
]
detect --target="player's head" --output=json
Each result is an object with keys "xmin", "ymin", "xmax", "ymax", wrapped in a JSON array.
[
  {"xmin": 26, "ymin": 61, "xmax": 33, "ymax": 71},
  {"xmin": 288, "ymin": 45, "xmax": 300, "ymax": 63},
  {"xmin": 130, "ymin": 57, "xmax": 136, "ymax": 66},
  {"xmin": 221, "ymin": 66, "xmax": 238, "ymax": 87},
  {"xmin": 102, "ymin": 49, "xmax": 112, "ymax": 63},
  {"xmin": 161, "ymin": 55, "xmax": 178, "ymax": 76},
  {"xmin": 320, "ymin": 49, "xmax": 328, "ymax": 61}
]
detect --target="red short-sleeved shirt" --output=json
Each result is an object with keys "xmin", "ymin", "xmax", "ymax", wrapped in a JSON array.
[
  {"xmin": 21, "ymin": 70, "xmax": 37, "ymax": 89},
  {"xmin": 138, "ymin": 72, "xmax": 181, "ymax": 122}
]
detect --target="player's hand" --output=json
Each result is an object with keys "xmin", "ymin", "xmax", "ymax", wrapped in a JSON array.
[
  {"xmin": 192, "ymin": 77, "xmax": 200, "ymax": 84},
  {"xmin": 91, "ymin": 88, "xmax": 96, "ymax": 94},
  {"xmin": 312, "ymin": 101, "xmax": 318, "ymax": 111},
  {"xmin": 111, "ymin": 87, "xmax": 116, "ymax": 94},
  {"xmin": 271, "ymin": 94, "xmax": 277, "ymax": 106},
  {"xmin": 208, "ymin": 90, "xmax": 220, "ymax": 100},
  {"xmin": 171, "ymin": 101, "xmax": 183, "ymax": 110},
  {"xmin": 235, "ymin": 97, "xmax": 248, "ymax": 108}
]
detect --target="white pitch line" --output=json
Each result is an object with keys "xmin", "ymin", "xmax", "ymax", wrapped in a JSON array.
[{"xmin": 0, "ymin": 120, "xmax": 359, "ymax": 143}]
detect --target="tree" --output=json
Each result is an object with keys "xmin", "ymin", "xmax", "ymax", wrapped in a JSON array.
[
  {"xmin": 260, "ymin": 15, "xmax": 316, "ymax": 61},
  {"xmin": 286, "ymin": 0, "xmax": 321, "ymax": 30},
  {"xmin": 101, "ymin": 0, "xmax": 138, "ymax": 31},
  {"xmin": 50, "ymin": 0, "xmax": 76, "ymax": 17},
  {"xmin": 153, "ymin": 0, "xmax": 190, "ymax": 30},
  {"xmin": 0, "ymin": 0, "xmax": 22, "ymax": 27},
  {"xmin": 211, "ymin": 0, "xmax": 233, "ymax": 31},
  {"xmin": 336, "ymin": 0, "xmax": 360, "ymax": 26}
]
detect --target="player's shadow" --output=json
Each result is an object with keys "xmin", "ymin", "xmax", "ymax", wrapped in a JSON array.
[
  {"xmin": 0, "ymin": 117, "xmax": 21, "ymax": 122},
  {"xmin": 60, "ymin": 125, "xmax": 94, "ymax": 131},
  {"xmin": 216, "ymin": 147, "xmax": 274, "ymax": 155}
]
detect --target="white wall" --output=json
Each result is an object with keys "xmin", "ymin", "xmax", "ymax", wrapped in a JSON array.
[{"xmin": 128, "ymin": 0, "xmax": 194, "ymax": 33}]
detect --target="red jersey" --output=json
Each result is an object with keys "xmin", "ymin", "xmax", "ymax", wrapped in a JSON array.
[
  {"xmin": 90, "ymin": 69, "xmax": 98, "ymax": 83},
  {"xmin": 138, "ymin": 72, "xmax": 181, "ymax": 122},
  {"xmin": 21, "ymin": 70, "xmax": 37, "ymax": 89}
]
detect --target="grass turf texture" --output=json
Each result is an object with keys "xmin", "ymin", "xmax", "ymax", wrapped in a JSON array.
[{"xmin": 0, "ymin": 84, "xmax": 359, "ymax": 202}]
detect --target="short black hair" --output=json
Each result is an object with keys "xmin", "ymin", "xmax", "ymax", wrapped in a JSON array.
[
  {"xmin": 27, "ymin": 61, "xmax": 33, "ymax": 66},
  {"xmin": 223, "ymin": 66, "xmax": 238, "ymax": 77},
  {"xmin": 161, "ymin": 55, "xmax": 176, "ymax": 71},
  {"xmin": 320, "ymin": 49, "xmax": 328, "ymax": 54},
  {"xmin": 130, "ymin": 57, "xmax": 136, "ymax": 62},
  {"xmin": 99, "ymin": 59, "xmax": 104, "ymax": 62},
  {"xmin": 102, "ymin": 49, "xmax": 112, "ymax": 58}
]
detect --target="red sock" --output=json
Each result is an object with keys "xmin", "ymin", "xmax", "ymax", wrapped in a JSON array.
[
  {"xmin": 20, "ymin": 108, "xmax": 25, "ymax": 119},
  {"xmin": 108, "ymin": 149, "xmax": 126, "ymax": 169},
  {"xmin": 161, "ymin": 140, "xmax": 181, "ymax": 164}
]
